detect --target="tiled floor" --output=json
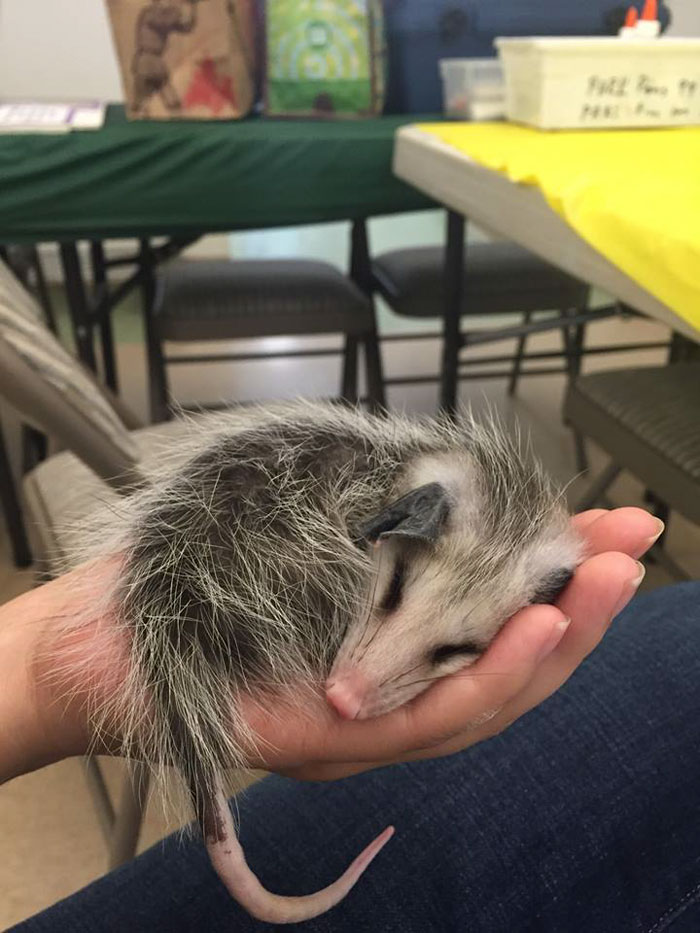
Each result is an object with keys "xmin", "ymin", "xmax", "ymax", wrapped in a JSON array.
[{"xmin": 0, "ymin": 218, "xmax": 698, "ymax": 928}]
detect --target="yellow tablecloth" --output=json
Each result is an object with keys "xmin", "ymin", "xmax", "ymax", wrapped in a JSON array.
[{"xmin": 417, "ymin": 122, "xmax": 700, "ymax": 334}]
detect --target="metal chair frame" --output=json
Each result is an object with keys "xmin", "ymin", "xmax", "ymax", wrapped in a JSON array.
[
  {"xmin": 0, "ymin": 246, "xmax": 57, "ymax": 567},
  {"xmin": 373, "ymin": 212, "xmax": 670, "ymax": 411}
]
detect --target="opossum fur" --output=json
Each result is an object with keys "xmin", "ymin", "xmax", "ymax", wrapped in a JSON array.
[{"xmin": 47, "ymin": 401, "xmax": 583, "ymax": 924}]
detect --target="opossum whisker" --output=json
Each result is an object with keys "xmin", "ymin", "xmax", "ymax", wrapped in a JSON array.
[
  {"xmin": 378, "ymin": 670, "xmax": 509, "ymax": 705},
  {"xmin": 351, "ymin": 547, "xmax": 385, "ymax": 665},
  {"xmin": 377, "ymin": 659, "xmax": 425, "ymax": 690}
]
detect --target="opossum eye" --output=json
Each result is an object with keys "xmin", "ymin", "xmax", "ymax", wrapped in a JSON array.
[
  {"xmin": 531, "ymin": 568, "xmax": 575, "ymax": 604},
  {"xmin": 430, "ymin": 641, "xmax": 484, "ymax": 665},
  {"xmin": 379, "ymin": 560, "xmax": 405, "ymax": 613}
]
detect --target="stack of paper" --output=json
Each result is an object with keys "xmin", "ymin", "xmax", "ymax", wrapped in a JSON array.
[{"xmin": 0, "ymin": 102, "xmax": 106, "ymax": 134}]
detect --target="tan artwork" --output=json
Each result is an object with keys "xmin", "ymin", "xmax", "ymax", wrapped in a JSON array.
[{"xmin": 105, "ymin": 0, "xmax": 256, "ymax": 120}]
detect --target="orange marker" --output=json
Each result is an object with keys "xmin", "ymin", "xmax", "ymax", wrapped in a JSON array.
[
  {"xmin": 625, "ymin": 6, "xmax": 639, "ymax": 27},
  {"xmin": 619, "ymin": 5, "xmax": 640, "ymax": 37},
  {"xmin": 637, "ymin": 0, "xmax": 661, "ymax": 36}
]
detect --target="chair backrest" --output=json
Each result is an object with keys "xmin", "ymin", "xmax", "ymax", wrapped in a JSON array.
[{"xmin": 0, "ymin": 259, "xmax": 143, "ymax": 490}]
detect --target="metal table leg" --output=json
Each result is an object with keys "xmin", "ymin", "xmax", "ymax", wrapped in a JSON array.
[
  {"xmin": 90, "ymin": 241, "xmax": 118, "ymax": 392},
  {"xmin": 59, "ymin": 242, "xmax": 96, "ymax": 370},
  {"xmin": 440, "ymin": 211, "xmax": 466, "ymax": 415},
  {"xmin": 341, "ymin": 336, "xmax": 359, "ymax": 403},
  {"xmin": 139, "ymin": 239, "xmax": 170, "ymax": 423},
  {"xmin": 350, "ymin": 219, "xmax": 386, "ymax": 412}
]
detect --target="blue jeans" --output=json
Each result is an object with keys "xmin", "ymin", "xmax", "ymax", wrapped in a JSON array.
[{"xmin": 14, "ymin": 583, "xmax": 700, "ymax": 932}]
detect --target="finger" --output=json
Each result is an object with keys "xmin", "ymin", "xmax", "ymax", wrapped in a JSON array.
[
  {"xmin": 577, "ymin": 507, "xmax": 663, "ymax": 560},
  {"xmin": 253, "ymin": 530, "xmax": 649, "ymax": 774},
  {"xmin": 398, "ymin": 550, "xmax": 643, "ymax": 763},
  {"xmin": 572, "ymin": 509, "xmax": 608, "ymax": 531},
  {"xmin": 277, "ymin": 551, "xmax": 644, "ymax": 779},
  {"xmin": 552, "ymin": 550, "xmax": 642, "ymax": 652},
  {"xmin": 312, "ymin": 603, "xmax": 569, "ymax": 764}
]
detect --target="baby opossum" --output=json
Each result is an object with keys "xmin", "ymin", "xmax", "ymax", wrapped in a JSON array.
[{"xmin": 88, "ymin": 402, "xmax": 582, "ymax": 924}]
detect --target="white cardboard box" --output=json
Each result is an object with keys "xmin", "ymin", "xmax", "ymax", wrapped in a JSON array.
[{"xmin": 496, "ymin": 37, "xmax": 700, "ymax": 129}]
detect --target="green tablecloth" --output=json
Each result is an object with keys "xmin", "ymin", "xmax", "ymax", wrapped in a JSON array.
[{"xmin": 0, "ymin": 106, "xmax": 437, "ymax": 244}]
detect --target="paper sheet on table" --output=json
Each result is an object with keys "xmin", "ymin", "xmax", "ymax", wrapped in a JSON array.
[{"xmin": 416, "ymin": 122, "xmax": 700, "ymax": 335}]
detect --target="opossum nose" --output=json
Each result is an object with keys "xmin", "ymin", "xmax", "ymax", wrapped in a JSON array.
[{"xmin": 325, "ymin": 671, "xmax": 368, "ymax": 720}]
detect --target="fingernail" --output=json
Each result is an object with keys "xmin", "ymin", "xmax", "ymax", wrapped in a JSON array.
[
  {"xmin": 644, "ymin": 518, "xmax": 665, "ymax": 550},
  {"xmin": 537, "ymin": 617, "xmax": 571, "ymax": 662},
  {"xmin": 612, "ymin": 561, "xmax": 646, "ymax": 618},
  {"xmin": 632, "ymin": 560, "xmax": 646, "ymax": 586}
]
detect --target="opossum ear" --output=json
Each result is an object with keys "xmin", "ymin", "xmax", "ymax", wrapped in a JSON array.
[{"xmin": 360, "ymin": 482, "xmax": 450, "ymax": 544}]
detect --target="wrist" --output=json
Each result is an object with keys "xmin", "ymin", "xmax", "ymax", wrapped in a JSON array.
[{"xmin": 0, "ymin": 576, "xmax": 91, "ymax": 784}]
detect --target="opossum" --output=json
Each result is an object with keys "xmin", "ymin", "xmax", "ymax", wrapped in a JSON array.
[{"xmin": 73, "ymin": 402, "xmax": 583, "ymax": 924}]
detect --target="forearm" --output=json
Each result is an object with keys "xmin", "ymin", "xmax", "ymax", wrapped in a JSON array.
[{"xmin": 0, "ymin": 577, "xmax": 89, "ymax": 784}]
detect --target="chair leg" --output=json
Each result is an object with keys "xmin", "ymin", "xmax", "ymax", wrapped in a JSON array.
[
  {"xmin": 507, "ymin": 310, "xmax": 532, "ymax": 397},
  {"xmin": 83, "ymin": 757, "xmax": 116, "ymax": 846},
  {"xmin": 140, "ymin": 240, "xmax": 171, "ymax": 423},
  {"xmin": 643, "ymin": 492, "xmax": 670, "ymax": 562},
  {"xmin": 575, "ymin": 460, "xmax": 622, "ymax": 512},
  {"xmin": 638, "ymin": 494, "xmax": 687, "ymax": 580},
  {"xmin": 90, "ymin": 241, "xmax": 119, "ymax": 393},
  {"xmin": 561, "ymin": 311, "xmax": 589, "ymax": 474},
  {"xmin": 108, "ymin": 762, "xmax": 150, "ymax": 869},
  {"xmin": 144, "ymin": 317, "xmax": 170, "ymax": 424},
  {"xmin": 363, "ymin": 324, "xmax": 386, "ymax": 413},
  {"xmin": 22, "ymin": 425, "xmax": 47, "ymax": 474},
  {"xmin": 341, "ymin": 336, "xmax": 359, "ymax": 403},
  {"xmin": 572, "ymin": 432, "xmax": 589, "ymax": 476},
  {"xmin": 440, "ymin": 211, "xmax": 466, "ymax": 416},
  {"xmin": 148, "ymin": 336, "xmax": 170, "ymax": 423},
  {"xmin": 559, "ymin": 309, "xmax": 586, "ymax": 386},
  {"xmin": 571, "ymin": 320, "xmax": 586, "ymax": 379},
  {"xmin": 0, "ymin": 427, "xmax": 32, "ymax": 568},
  {"xmin": 646, "ymin": 493, "xmax": 670, "ymax": 535},
  {"xmin": 668, "ymin": 332, "xmax": 700, "ymax": 363}
]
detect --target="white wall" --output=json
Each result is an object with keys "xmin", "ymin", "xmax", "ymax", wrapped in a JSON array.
[
  {"xmin": 667, "ymin": 0, "xmax": 700, "ymax": 35},
  {"xmin": 0, "ymin": 2, "xmax": 239, "ymax": 268},
  {"xmin": 1, "ymin": 1, "xmax": 698, "ymax": 102},
  {"xmin": 0, "ymin": 0, "xmax": 123, "ymax": 100},
  {"xmin": 1, "ymin": 0, "xmax": 697, "ymax": 275}
]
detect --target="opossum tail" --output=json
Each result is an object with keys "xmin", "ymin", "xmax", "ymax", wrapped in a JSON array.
[{"xmin": 195, "ymin": 780, "xmax": 394, "ymax": 925}]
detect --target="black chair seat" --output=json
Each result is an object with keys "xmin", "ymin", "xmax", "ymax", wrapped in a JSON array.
[
  {"xmin": 155, "ymin": 259, "xmax": 374, "ymax": 341},
  {"xmin": 565, "ymin": 363, "xmax": 700, "ymax": 524},
  {"xmin": 373, "ymin": 242, "xmax": 589, "ymax": 317}
]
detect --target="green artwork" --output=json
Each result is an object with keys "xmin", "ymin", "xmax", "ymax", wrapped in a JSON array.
[{"xmin": 266, "ymin": 0, "xmax": 383, "ymax": 116}]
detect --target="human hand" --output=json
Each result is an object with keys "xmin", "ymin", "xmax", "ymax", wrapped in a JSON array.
[
  {"xmin": 240, "ymin": 507, "xmax": 662, "ymax": 781},
  {"xmin": 0, "ymin": 507, "xmax": 662, "ymax": 787}
]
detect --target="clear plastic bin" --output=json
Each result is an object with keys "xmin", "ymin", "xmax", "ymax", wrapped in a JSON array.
[{"xmin": 439, "ymin": 58, "xmax": 505, "ymax": 120}]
